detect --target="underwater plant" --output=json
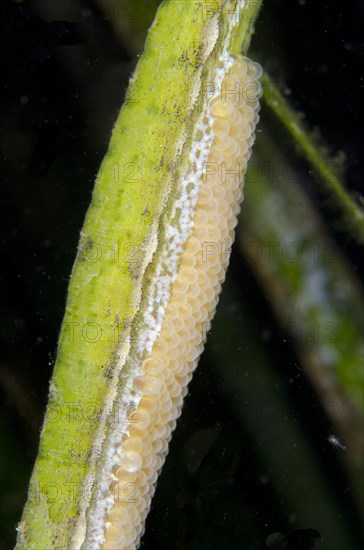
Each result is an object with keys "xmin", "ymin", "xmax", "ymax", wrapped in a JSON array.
[{"xmin": 0, "ymin": 1, "xmax": 362, "ymax": 549}]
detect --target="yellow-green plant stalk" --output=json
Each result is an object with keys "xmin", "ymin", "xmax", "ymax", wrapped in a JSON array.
[{"xmin": 16, "ymin": 1, "xmax": 262, "ymax": 548}]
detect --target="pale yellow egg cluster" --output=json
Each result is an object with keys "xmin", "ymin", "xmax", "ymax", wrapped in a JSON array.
[{"xmin": 102, "ymin": 56, "xmax": 261, "ymax": 549}]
